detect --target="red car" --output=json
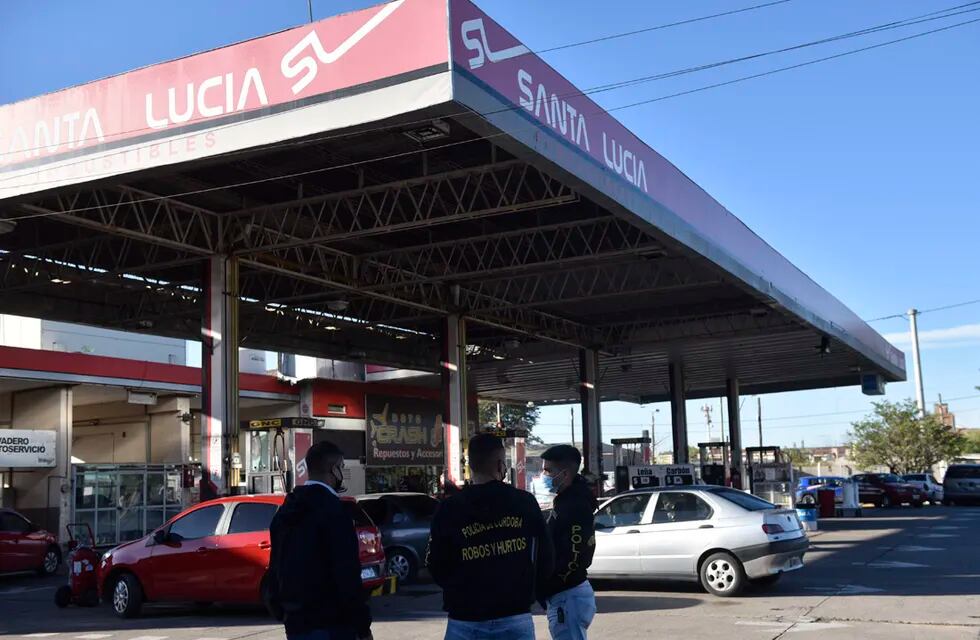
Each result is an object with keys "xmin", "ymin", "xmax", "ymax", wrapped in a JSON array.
[
  {"xmin": 852, "ymin": 473, "xmax": 924, "ymax": 508},
  {"xmin": 0, "ymin": 508, "xmax": 60, "ymax": 576},
  {"xmin": 98, "ymin": 494, "xmax": 386, "ymax": 618}
]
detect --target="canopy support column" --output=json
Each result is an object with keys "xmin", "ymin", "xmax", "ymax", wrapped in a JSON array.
[
  {"xmin": 441, "ymin": 315, "xmax": 466, "ymax": 487},
  {"xmin": 669, "ymin": 361, "xmax": 689, "ymax": 464},
  {"xmin": 202, "ymin": 255, "xmax": 240, "ymax": 499},
  {"xmin": 580, "ymin": 349, "xmax": 603, "ymax": 483},
  {"xmin": 727, "ymin": 378, "xmax": 743, "ymax": 489}
]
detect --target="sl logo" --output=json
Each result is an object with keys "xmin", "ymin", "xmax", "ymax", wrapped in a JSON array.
[
  {"xmin": 280, "ymin": 0, "xmax": 404, "ymax": 95},
  {"xmin": 460, "ymin": 17, "xmax": 529, "ymax": 70}
]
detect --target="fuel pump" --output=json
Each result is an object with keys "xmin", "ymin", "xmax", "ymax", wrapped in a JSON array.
[
  {"xmin": 697, "ymin": 441, "xmax": 731, "ymax": 486},
  {"xmin": 240, "ymin": 417, "xmax": 323, "ymax": 494},
  {"xmin": 745, "ymin": 446, "xmax": 795, "ymax": 507}
]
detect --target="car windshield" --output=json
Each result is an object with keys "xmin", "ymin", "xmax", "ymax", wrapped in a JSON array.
[
  {"xmin": 946, "ymin": 466, "xmax": 980, "ymax": 479},
  {"xmin": 903, "ymin": 474, "xmax": 925, "ymax": 481},
  {"xmin": 880, "ymin": 474, "xmax": 902, "ymax": 483},
  {"xmin": 707, "ymin": 487, "xmax": 775, "ymax": 511}
]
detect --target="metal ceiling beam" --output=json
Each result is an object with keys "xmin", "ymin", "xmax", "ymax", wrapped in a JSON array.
[{"xmin": 233, "ymin": 160, "xmax": 578, "ymax": 255}]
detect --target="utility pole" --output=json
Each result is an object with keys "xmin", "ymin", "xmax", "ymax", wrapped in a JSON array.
[
  {"xmin": 757, "ymin": 396, "xmax": 763, "ymax": 447},
  {"xmin": 570, "ymin": 406, "xmax": 575, "ymax": 446},
  {"xmin": 719, "ymin": 397, "xmax": 726, "ymax": 445},
  {"xmin": 307, "ymin": 0, "xmax": 314, "ymax": 22},
  {"xmin": 649, "ymin": 409, "xmax": 660, "ymax": 461},
  {"xmin": 702, "ymin": 404, "xmax": 713, "ymax": 441},
  {"xmin": 909, "ymin": 308, "xmax": 926, "ymax": 416}
]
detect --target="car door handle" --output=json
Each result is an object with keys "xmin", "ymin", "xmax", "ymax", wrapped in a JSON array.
[
  {"xmin": 258, "ymin": 541, "xmax": 271, "ymax": 550},
  {"xmin": 196, "ymin": 546, "xmax": 210, "ymax": 553},
  {"xmin": 699, "ymin": 525, "xmax": 714, "ymax": 529},
  {"xmin": 626, "ymin": 530, "xmax": 641, "ymax": 534}
]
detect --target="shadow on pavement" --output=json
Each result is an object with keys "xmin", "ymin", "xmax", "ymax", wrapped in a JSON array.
[{"xmin": 595, "ymin": 593, "xmax": 700, "ymax": 614}]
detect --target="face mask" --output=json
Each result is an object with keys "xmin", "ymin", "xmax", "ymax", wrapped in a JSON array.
[{"xmin": 541, "ymin": 471, "xmax": 562, "ymax": 494}]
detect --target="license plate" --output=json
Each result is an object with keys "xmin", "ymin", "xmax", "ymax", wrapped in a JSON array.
[{"xmin": 361, "ymin": 567, "xmax": 377, "ymax": 580}]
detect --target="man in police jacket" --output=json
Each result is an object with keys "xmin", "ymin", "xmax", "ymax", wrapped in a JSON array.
[
  {"xmin": 427, "ymin": 433, "xmax": 554, "ymax": 639},
  {"xmin": 268, "ymin": 441, "xmax": 372, "ymax": 640},
  {"xmin": 539, "ymin": 445, "xmax": 598, "ymax": 640}
]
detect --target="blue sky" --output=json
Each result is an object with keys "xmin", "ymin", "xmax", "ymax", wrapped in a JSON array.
[{"xmin": 2, "ymin": 0, "xmax": 978, "ymax": 448}]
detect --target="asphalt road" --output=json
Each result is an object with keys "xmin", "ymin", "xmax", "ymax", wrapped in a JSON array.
[{"xmin": 1, "ymin": 505, "xmax": 978, "ymax": 640}]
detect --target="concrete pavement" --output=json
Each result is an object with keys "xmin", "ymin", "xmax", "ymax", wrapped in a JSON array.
[{"xmin": 1, "ymin": 505, "xmax": 978, "ymax": 639}]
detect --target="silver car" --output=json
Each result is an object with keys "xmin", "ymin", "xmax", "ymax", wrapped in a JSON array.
[
  {"xmin": 943, "ymin": 464, "xmax": 980, "ymax": 505},
  {"xmin": 590, "ymin": 486, "xmax": 808, "ymax": 597}
]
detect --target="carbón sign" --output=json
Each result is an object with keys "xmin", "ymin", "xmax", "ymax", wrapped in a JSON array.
[{"xmin": 0, "ymin": 429, "xmax": 57, "ymax": 468}]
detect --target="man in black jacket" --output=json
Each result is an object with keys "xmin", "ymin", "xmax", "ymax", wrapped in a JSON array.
[
  {"xmin": 427, "ymin": 433, "xmax": 554, "ymax": 639},
  {"xmin": 268, "ymin": 441, "xmax": 372, "ymax": 640},
  {"xmin": 539, "ymin": 445, "xmax": 598, "ymax": 640}
]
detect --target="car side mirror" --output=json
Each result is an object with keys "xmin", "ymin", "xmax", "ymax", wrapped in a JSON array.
[
  {"xmin": 594, "ymin": 521, "xmax": 611, "ymax": 530},
  {"xmin": 153, "ymin": 529, "xmax": 169, "ymax": 545},
  {"xmin": 28, "ymin": 522, "xmax": 41, "ymax": 533}
]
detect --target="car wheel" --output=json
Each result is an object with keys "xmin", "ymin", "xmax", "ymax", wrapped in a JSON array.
[
  {"xmin": 750, "ymin": 574, "xmax": 782, "ymax": 588},
  {"xmin": 386, "ymin": 550, "xmax": 418, "ymax": 584},
  {"xmin": 111, "ymin": 573, "xmax": 144, "ymax": 618},
  {"xmin": 700, "ymin": 552, "xmax": 745, "ymax": 597},
  {"xmin": 798, "ymin": 494, "xmax": 816, "ymax": 506},
  {"xmin": 54, "ymin": 585, "xmax": 72, "ymax": 608},
  {"xmin": 37, "ymin": 546, "xmax": 61, "ymax": 576},
  {"xmin": 913, "ymin": 500, "xmax": 924, "ymax": 508},
  {"xmin": 881, "ymin": 495, "xmax": 892, "ymax": 508}
]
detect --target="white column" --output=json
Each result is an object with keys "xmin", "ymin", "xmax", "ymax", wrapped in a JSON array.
[
  {"xmin": 201, "ymin": 256, "xmax": 239, "ymax": 497},
  {"xmin": 441, "ymin": 315, "xmax": 466, "ymax": 486}
]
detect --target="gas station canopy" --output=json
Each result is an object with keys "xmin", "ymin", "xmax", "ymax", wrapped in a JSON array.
[{"xmin": 0, "ymin": 0, "xmax": 905, "ymax": 405}]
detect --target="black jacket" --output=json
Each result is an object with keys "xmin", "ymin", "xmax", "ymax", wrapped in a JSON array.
[
  {"xmin": 426, "ymin": 480, "xmax": 554, "ymax": 621},
  {"xmin": 540, "ymin": 475, "xmax": 598, "ymax": 600},
  {"xmin": 268, "ymin": 485, "xmax": 371, "ymax": 636}
]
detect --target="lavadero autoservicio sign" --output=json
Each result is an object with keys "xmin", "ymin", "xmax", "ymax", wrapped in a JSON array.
[{"xmin": 0, "ymin": 429, "xmax": 57, "ymax": 468}]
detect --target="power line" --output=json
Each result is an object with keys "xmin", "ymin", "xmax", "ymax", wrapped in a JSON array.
[
  {"xmin": 3, "ymin": 7, "xmax": 978, "ymax": 223},
  {"xmin": 2, "ymin": 0, "xmax": 976, "ymax": 180},
  {"xmin": 535, "ymin": 394, "xmax": 980, "ymax": 429},
  {"xmin": 0, "ymin": 0, "xmax": 798, "ymax": 162},
  {"xmin": 866, "ymin": 297, "xmax": 980, "ymax": 322},
  {"xmin": 535, "ymin": 0, "xmax": 795, "ymax": 55}
]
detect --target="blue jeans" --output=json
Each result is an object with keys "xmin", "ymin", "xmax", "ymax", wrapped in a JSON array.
[
  {"xmin": 287, "ymin": 629, "xmax": 356, "ymax": 640},
  {"xmin": 547, "ymin": 581, "xmax": 596, "ymax": 640},
  {"xmin": 445, "ymin": 613, "xmax": 535, "ymax": 640}
]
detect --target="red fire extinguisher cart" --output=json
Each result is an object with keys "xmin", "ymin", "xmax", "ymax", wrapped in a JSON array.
[{"xmin": 54, "ymin": 523, "xmax": 100, "ymax": 608}]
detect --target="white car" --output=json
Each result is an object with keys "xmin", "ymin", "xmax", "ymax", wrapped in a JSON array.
[
  {"xmin": 901, "ymin": 473, "xmax": 944, "ymax": 504},
  {"xmin": 590, "ymin": 486, "xmax": 809, "ymax": 597}
]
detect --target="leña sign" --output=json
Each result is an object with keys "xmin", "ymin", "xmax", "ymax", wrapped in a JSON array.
[{"xmin": 0, "ymin": 429, "xmax": 57, "ymax": 468}]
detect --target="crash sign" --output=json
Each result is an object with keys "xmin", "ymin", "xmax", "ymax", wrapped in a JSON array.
[{"xmin": 0, "ymin": 430, "xmax": 57, "ymax": 468}]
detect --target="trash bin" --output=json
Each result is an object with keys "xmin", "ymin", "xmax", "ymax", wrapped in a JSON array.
[
  {"xmin": 818, "ymin": 488, "xmax": 836, "ymax": 518},
  {"xmin": 796, "ymin": 505, "xmax": 818, "ymax": 532}
]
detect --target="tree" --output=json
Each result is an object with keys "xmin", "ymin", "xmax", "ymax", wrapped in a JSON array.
[
  {"xmin": 848, "ymin": 399, "xmax": 965, "ymax": 473},
  {"xmin": 477, "ymin": 400, "xmax": 541, "ymax": 440},
  {"xmin": 962, "ymin": 430, "xmax": 980, "ymax": 454},
  {"xmin": 782, "ymin": 448, "xmax": 810, "ymax": 467}
]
